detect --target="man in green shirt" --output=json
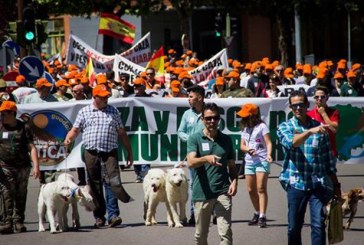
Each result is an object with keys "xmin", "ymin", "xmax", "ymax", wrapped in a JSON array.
[{"xmin": 187, "ymin": 102, "xmax": 238, "ymax": 245}]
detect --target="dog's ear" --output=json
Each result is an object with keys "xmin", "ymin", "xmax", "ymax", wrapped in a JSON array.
[{"xmin": 348, "ymin": 189, "xmax": 357, "ymax": 199}]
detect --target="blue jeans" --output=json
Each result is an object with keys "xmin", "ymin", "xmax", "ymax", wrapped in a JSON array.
[
  {"xmin": 287, "ymin": 186, "xmax": 331, "ymax": 245},
  {"xmin": 134, "ymin": 164, "xmax": 150, "ymax": 178},
  {"xmin": 104, "ymin": 183, "xmax": 119, "ymax": 221}
]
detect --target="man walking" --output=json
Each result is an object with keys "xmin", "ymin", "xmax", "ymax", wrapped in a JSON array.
[
  {"xmin": 64, "ymin": 84, "xmax": 134, "ymax": 228},
  {"xmin": 0, "ymin": 101, "xmax": 39, "ymax": 234},
  {"xmin": 277, "ymin": 90, "xmax": 341, "ymax": 245},
  {"xmin": 187, "ymin": 102, "xmax": 238, "ymax": 245},
  {"xmin": 178, "ymin": 85, "xmax": 206, "ymax": 225}
]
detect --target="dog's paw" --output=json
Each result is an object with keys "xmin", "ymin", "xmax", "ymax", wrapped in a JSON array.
[
  {"xmin": 174, "ymin": 223, "xmax": 184, "ymax": 228},
  {"xmin": 38, "ymin": 227, "xmax": 46, "ymax": 232},
  {"xmin": 145, "ymin": 221, "xmax": 152, "ymax": 226},
  {"xmin": 343, "ymin": 223, "xmax": 351, "ymax": 230},
  {"xmin": 168, "ymin": 222, "xmax": 174, "ymax": 227},
  {"xmin": 50, "ymin": 229, "xmax": 57, "ymax": 234}
]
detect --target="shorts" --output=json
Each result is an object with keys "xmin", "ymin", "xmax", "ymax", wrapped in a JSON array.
[{"xmin": 245, "ymin": 161, "xmax": 270, "ymax": 175}]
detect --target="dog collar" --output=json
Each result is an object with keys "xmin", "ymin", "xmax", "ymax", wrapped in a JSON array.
[{"xmin": 70, "ymin": 187, "xmax": 79, "ymax": 199}]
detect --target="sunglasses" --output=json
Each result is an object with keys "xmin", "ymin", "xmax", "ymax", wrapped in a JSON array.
[
  {"xmin": 290, "ymin": 103, "xmax": 307, "ymax": 110},
  {"xmin": 146, "ymin": 73, "xmax": 155, "ymax": 76},
  {"xmin": 313, "ymin": 95, "xmax": 326, "ymax": 100},
  {"xmin": 203, "ymin": 116, "xmax": 220, "ymax": 122}
]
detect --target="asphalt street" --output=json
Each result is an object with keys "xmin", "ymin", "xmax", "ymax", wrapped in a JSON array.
[{"xmin": 0, "ymin": 163, "xmax": 363, "ymax": 245}]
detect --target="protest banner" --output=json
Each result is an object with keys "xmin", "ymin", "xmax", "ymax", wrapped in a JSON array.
[
  {"xmin": 16, "ymin": 97, "xmax": 364, "ymax": 170},
  {"xmin": 120, "ymin": 32, "xmax": 151, "ymax": 67},
  {"xmin": 113, "ymin": 54, "xmax": 145, "ymax": 83},
  {"xmin": 188, "ymin": 49, "xmax": 229, "ymax": 85},
  {"xmin": 65, "ymin": 34, "xmax": 114, "ymax": 73}
]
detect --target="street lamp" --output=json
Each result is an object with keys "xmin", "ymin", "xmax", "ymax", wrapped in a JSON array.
[{"xmin": 344, "ymin": 2, "xmax": 352, "ymax": 68}]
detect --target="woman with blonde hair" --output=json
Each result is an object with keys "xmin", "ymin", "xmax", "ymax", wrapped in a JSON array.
[{"xmin": 237, "ymin": 103, "xmax": 272, "ymax": 228}]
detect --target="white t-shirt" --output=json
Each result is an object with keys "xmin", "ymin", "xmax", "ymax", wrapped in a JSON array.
[{"xmin": 241, "ymin": 122, "xmax": 270, "ymax": 164}]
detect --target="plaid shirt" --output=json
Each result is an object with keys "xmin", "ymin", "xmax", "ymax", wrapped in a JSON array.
[
  {"xmin": 277, "ymin": 116, "xmax": 337, "ymax": 191},
  {"xmin": 74, "ymin": 104, "xmax": 123, "ymax": 152}
]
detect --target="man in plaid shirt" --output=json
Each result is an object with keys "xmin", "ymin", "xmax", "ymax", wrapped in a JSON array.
[
  {"xmin": 277, "ymin": 90, "xmax": 341, "ymax": 245},
  {"xmin": 64, "ymin": 84, "xmax": 133, "ymax": 229}
]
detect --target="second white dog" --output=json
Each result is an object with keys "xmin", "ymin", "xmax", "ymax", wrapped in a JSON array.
[{"xmin": 165, "ymin": 168, "xmax": 189, "ymax": 228}]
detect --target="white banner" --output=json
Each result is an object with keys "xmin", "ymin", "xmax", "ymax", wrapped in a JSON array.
[
  {"xmin": 188, "ymin": 49, "xmax": 229, "ymax": 85},
  {"xmin": 120, "ymin": 32, "xmax": 152, "ymax": 67},
  {"xmin": 113, "ymin": 54, "xmax": 145, "ymax": 83},
  {"xmin": 66, "ymin": 34, "xmax": 115, "ymax": 73},
  {"xmin": 16, "ymin": 97, "xmax": 364, "ymax": 170}
]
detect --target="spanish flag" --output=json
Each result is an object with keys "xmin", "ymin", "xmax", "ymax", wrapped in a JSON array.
[
  {"xmin": 146, "ymin": 46, "xmax": 165, "ymax": 83},
  {"xmin": 98, "ymin": 13, "xmax": 136, "ymax": 45},
  {"xmin": 85, "ymin": 56, "xmax": 95, "ymax": 86}
]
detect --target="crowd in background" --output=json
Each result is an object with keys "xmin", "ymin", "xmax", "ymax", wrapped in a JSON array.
[{"xmin": 1, "ymin": 49, "xmax": 363, "ymax": 105}]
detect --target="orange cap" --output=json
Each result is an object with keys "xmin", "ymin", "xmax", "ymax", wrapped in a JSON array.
[
  {"xmin": 215, "ymin": 77, "xmax": 224, "ymax": 86},
  {"xmin": 303, "ymin": 64, "xmax": 312, "ymax": 75},
  {"xmin": 68, "ymin": 64, "xmax": 79, "ymax": 72},
  {"xmin": 347, "ymin": 71, "xmax": 356, "ymax": 79},
  {"xmin": 133, "ymin": 78, "xmax": 146, "ymax": 86},
  {"xmin": 96, "ymin": 74, "xmax": 107, "ymax": 84},
  {"xmin": 236, "ymin": 103, "xmax": 258, "ymax": 118},
  {"xmin": 178, "ymin": 72, "xmax": 192, "ymax": 80},
  {"xmin": 92, "ymin": 84, "xmax": 110, "ymax": 97},
  {"xmin": 16, "ymin": 75, "xmax": 26, "ymax": 84},
  {"xmin": 284, "ymin": 67, "xmax": 294, "ymax": 78},
  {"xmin": 55, "ymin": 79, "xmax": 69, "ymax": 87},
  {"xmin": 337, "ymin": 62, "xmax": 346, "ymax": 70},
  {"xmin": 265, "ymin": 64, "xmax": 273, "ymax": 71},
  {"xmin": 0, "ymin": 101, "xmax": 17, "ymax": 112},
  {"xmin": 186, "ymin": 50, "xmax": 193, "ymax": 56},
  {"xmin": 80, "ymin": 77, "xmax": 89, "ymax": 84},
  {"xmin": 170, "ymin": 80, "xmax": 181, "ymax": 93},
  {"xmin": 333, "ymin": 72, "xmax": 344, "ymax": 79},
  {"xmin": 316, "ymin": 68, "xmax": 328, "ymax": 79},
  {"xmin": 69, "ymin": 78, "xmax": 79, "ymax": 86},
  {"xmin": 251, "ymin": 61, "xmax": 262, "ymax": 71},
  {"xmin": 225, "ymin": 71, "xmax": 240, "ymax": 79},
  {"xmin": 351, "ymin": 63, "xmax": 361, "ymax": 72},
  {"xmin": 168, "ymin": 49, "xmax": 176, "ymax": 54},
  {"xmin": 244, "ymin": 63, "xmax": 252, "ymax": 70},
  {"xmin": 36, "ymin": 78, "xmax": 52, "ymax": 89}
]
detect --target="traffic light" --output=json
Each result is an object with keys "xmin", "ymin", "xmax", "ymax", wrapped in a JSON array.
[
  {"xmin": 214, "ymin": 13, "xmax": 223, "ymax": 37},
  {"xmin": 23, "ymin": 4, "xmax": 35, "ymax": 43}
]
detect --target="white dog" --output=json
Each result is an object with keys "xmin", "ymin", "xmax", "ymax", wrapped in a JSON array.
[
  {"xmin": 38, "ymin": 173, "xmax": 95, "ymax": 233},
  {"xmin": 165, "ymin": 168, "xmax": 189, "ymax": 228},
  {"xmin": 143, "ymin": 168, "xmax": 173, "ymax": 227},
  {"xmin": 56, "ymin": 173, "xmax": 96, "ymax": 228}
]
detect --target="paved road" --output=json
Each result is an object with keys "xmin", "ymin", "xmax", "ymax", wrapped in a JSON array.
[{"xmin": 1, "ymin": 164, "xmax": 363, "ymax": 245}]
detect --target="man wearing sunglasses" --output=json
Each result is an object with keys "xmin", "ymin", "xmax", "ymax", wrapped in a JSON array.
[
  {"xmin": 307, "ymin": 86, "xmax": 339, "ymax": 157},
  {"xmin": 187, "ymin": 102, "xmax": 238, "ymax": 245},
  {"xmin": 277, "ymin": 90, "xmax": 341, "ymax": 245}
]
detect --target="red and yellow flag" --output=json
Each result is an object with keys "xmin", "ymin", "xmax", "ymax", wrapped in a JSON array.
[
  {"xmin": 85, "ymin": 56, "xmax": 95, "ymax": 86},
  {"xmin": 98, "ymin": 13, "xmax": 136, "ymax": 45},
  {"xmin": 146, "ymin": 46, "xmax": 165, "ymax": 82}
]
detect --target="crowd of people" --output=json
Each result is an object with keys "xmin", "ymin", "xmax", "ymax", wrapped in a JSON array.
[{"xmin": 0, "ymin": 50, "xmax": 350, "ymax": 244}]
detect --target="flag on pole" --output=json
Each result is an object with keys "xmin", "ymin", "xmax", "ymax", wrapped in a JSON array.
[
  {"xmin": 85, "ymin": 56, "xmax": 95, "ymax": 86},
  {"xmin": 98, "ymin": 13, "xmax": 136, "ymax": 45},
  {"xmin": 146, "ymin": 46, "xmax": 165, "ymax": 83}
]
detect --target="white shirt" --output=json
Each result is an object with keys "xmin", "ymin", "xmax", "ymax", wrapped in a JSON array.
[{"xmin": 241, "ymin": 122, "xmax": 270, "ymax": 164}]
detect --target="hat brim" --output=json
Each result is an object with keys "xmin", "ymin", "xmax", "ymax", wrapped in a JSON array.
[
  {"xmin": 94, "ymin": 91, "xmax": 110, "ymax": 97},
  {"xmin": 236, "ymin": 110, "xmax": 250, "ymax": 118}
]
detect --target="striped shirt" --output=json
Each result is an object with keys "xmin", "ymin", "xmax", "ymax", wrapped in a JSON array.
[
  {"xmin": 74, "ymin": 104, "xmax": 123, "ymax": 152},
  {"xmin": 277, "ymin": 116, "xmax": 337, "ymax": 191}
]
